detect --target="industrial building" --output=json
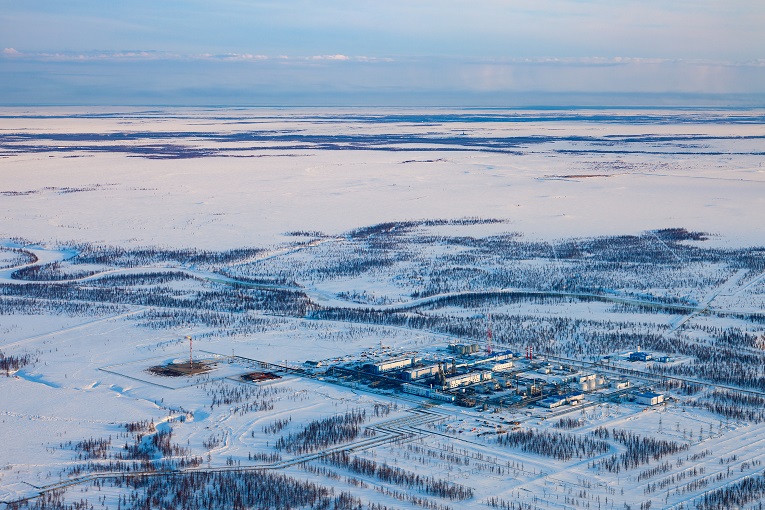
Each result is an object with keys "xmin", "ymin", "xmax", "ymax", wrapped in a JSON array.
[
  {"xmin": 401, "ymin": 364, "xmax": 441, "ymax": 381},
  {"xmin": 492, "ymin": 350, "xmax": 514, "ymax": 362},
  {"xmin": 630, "ymin": 351, "xmax": 652, "ymax": 362},
  {"xmin": 634, "ymin": 391, "xmax": 665, "ymax": 406},
  {"xmin": 537, "ymin": 392, "xmax": 584, "ymax": 408},
  {"xmin": 442, "ymin": 371, "xmax": 492, "ymax": 390},
  {"xmin": 489, "ymin": 361, "xmax": 514, "ymax": 372},
  {"xmin": 538, "ymin": 396, "xmax": 566, "ymax": 408},
  {"xmin": 367, "ymin": 356, "xmax": 417, "ymax": 374},
  {"xmin": 576, "ymin": 373, "xmax": 604, "ymax": 391},
  {"xmin": 402, "ymin": 383, "xmax": 456, "ymax": 402},
  {"xmin": 449, "ymin": 343, "xmax": 481, "ymax": 355},
  {"xmin": 466, "ymin": 351, "xmax": 514, "ymax": 367}
]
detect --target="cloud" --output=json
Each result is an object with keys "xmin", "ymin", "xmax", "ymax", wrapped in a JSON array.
[
  {"xmin": 0, "ymin": 49, "xmax": 396, "ymax": 64},
  {"xmin": 310, "ymin": 54, "xmax": 350, "ymax": 61},
  {"xmin": 211, "ymin": 53, "xmax": 269, "ymax": 61},
  {"xmin": 0, "ymin": 49, "xmax": 180, "ymax": 61}
]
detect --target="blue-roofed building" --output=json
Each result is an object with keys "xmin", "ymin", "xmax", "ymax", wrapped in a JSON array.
[
  {"xmin": 629, "ymin": 351, "xmax": 652, "ymax": 362},
  {"xmin": 634, "ymin": 392, "xmax": 664, "ymax": 406}
]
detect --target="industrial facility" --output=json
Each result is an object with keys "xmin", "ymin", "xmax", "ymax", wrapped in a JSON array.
[{"xmin": 315, "ymin": 342, "xmax": 673, "ymax": 412}]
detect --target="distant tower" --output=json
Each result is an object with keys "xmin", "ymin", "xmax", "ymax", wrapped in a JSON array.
[
  {"xmin": 486, "ymin": 313, "xmax": 493, "ymax": 355},
  {"xmin": 186, "ymin": 335, "xmax": 193, "ymax": 367}
]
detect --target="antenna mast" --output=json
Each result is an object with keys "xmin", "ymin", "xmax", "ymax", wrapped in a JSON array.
[{"xmin": 186, "ymin": 335, "xmax": 193, "ymax": 367}]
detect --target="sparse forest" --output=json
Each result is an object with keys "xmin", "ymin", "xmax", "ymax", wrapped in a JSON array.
[{"xmin": 2, "ymin": 219, "xmax": 765, "ymax": 509}]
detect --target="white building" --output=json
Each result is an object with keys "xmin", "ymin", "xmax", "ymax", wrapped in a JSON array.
[
  {"xmin": 402, "ymin": 383, "xmax": 456, "ymax": 402},
  {"xmin": 442, "ymin": 371, "xmax": 492, "ymax": 390},
  {"xmin": 371, "ymin": 357, "xmax": 415, "ymax": 373},
  {"xmin": 402, "ymin": 364, "xmax": 441, "ymax": 381},
  {"xmin": 577, "ymin": 373, "xmax": 597, "ymax": 391},
  {"xmin": 490, "ymin": 361, "xmax": 514, "ymax": 372},
  {"xmin": 634, "ymin": 392, "xmax": 664, "ymax": 406},
  {"xmin": 538, "ymin": 396, "xmax": 566, "ymax": 408}
]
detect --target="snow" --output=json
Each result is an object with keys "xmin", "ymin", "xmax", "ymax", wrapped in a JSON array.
[
  {"xmin": 1, "ymin": 107, "xmax": 765, "ymax": 509},
  {"xmin": 0, "ymin": 107, "xmax": 763, "ymax": 250}
]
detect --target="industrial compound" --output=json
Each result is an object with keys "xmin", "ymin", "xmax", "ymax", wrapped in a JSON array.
[{"xmin": 305, "ymin": 342, "xmax": 671, "ymax": 413}]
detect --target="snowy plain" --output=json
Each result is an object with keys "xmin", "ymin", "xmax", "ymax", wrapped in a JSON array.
[{"xmin": 0, "ymin": 107, "xmax": 764, "ymax": 509}]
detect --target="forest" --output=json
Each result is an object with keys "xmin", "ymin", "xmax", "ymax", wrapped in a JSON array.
[{"xmin": 2, "ymin": 220, "xmax": 765, "ymax": 509}]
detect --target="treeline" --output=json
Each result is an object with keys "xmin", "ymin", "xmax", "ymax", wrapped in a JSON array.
[
  {"xmin": 1, "ymin": 279, "xmax": 314, "ymax": 318},
  {"xmin": 688, "ymin": 388, "xmax": 765, "ymax": 423},
  {"xmin": 68, "ymin": 419, "xmax": 198, "ymax": 471},
  {"xmin": 88, "ymin": 271, "xmax": 196, "ymax": 287},
  {"xmin": 405, "ymin": 443, "xmax": 469, "ymax": 467},
  {"xmin": 248, "ymin": 451, "xmax": 282, "ymax": 462},
  {"xmin": 644, "ymin": 465, "xmax": 706, "ymax": 495},
  {"xmin": 205, "ymin": 378, "xmax": 289, "ymax": 409},
  {"xmin": 0, "ymin": 350, "xmax": 36, "ymax": 373},
  {"xmin": 369, "ymin": 227, "xmax": 746, "ymax": 299},
  {"xmin": 104, "ymin": 470, "xmax": 387, "ymax": 510},
  {"xmin": 323, "ymin": 451, "xmax": 474, "ymax": 501},
  {"xmin": 485, "ymin": 497, "xmax": 548, "ymax": 510},
  {"xmin": 696, "ymin": 472, "xmax": 765, "ymax": 509},
  {"xmin": 591, "ymin": 428, "xmax": 688, "ymax": 472},
  {"xmin": 215, "ymin": 269, "xmax": 297, "ymax": 287},
  {"xmin": 65, "ymin": 455, "xmax": 203, "ymax": 478},
  {"xmin": 7, "ymin": 470, "xmax": 396, "ymax": 510},
  {"xmin": 115, "ymin": 427, "xmax": 191, "ymax": 462},
  {"xmin": 348, "ymin": 218, "xmax": 504, "ymax": 241},
  {"xmin": 0, "ymin": 295, "xmax": 124, "ymax": 317},
  {"xmin": 73, "ymin": 437, "xmax": 110, "ymax": 460},
  {"xmin": 7, "ymin": 242, "xmax": 272, "ymax": 282},
  {"xmin": 125, "ymin": 419, "xmax": 154, "ymax": 434},
  {"xmin": 312, "ymin": 246, "xmax": 401, "ymax": 280},
  {"xmin": 0, "ymin": 247, "xmax": 36, "ymax": 269},
  {"xmin": 308, "ymin": 305, "xmax": 667, "ymax": 360},
  {"xmin": 553, "ymin": 417, "xmax": 585, "ymax": 429},
  {"xmin": 134, "ymin": 308, "xmax": 272, "ymax": 332},
  {"xmin": 276, "ymin": 409, "xmax": 366, "ymax": 454},
  {"xmin": 263, "ymin": 417, "xmax": 291, "ymax": 434},
  {"xmin": 372, "ymin": 402, "xmax": 395, "ymax": 417},
  {"xmin": 72, "ymin": 243, "xmax": 265, "ymax": 268},
  {"xmin": 12, "ymin": 261, "xmax": 101, "ymax": 281},
  {"xmin": 497, "ymin": 428, "xmax": 610, "ymax": 461},
  {"xmin": 661, "ymin": 359, "xmax": 765, "ymax": 392},
  {"xmin": 64, "ymin": 426, "xmax": 202, "ymax": 477}
]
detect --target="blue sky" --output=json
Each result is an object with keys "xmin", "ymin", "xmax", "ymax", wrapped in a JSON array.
[{"xmin": 1, "ymin": 1, "xmax": 764, "ymax": 105}]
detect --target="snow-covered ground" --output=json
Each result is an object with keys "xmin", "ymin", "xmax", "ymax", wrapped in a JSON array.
[
  {"xmin": 1, "ymin": 107, "xmax": 763, "ymax": 249},
  {"xmin": 1, "ymin": 107, "xmax": 765, "ymax": 509}
]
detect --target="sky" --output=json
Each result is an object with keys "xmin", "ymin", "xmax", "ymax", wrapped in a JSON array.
[{"xmin": 1, "ymin": 0, "xmax": 764, "ymax": 106}]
